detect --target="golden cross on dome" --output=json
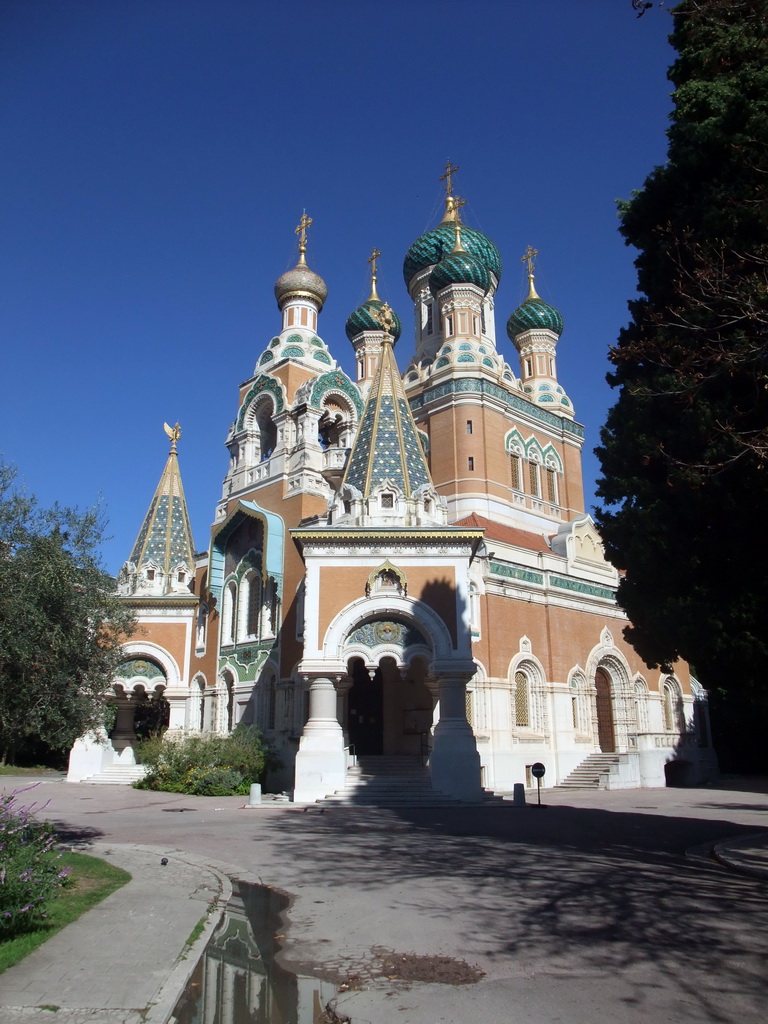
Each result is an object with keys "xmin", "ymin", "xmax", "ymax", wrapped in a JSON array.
[
  {"xmin": 367, "ymin": 247, "xmax": 381, "ymax": 301},
  {"xmin": 295, "ymin": 211, "xmax": 312, "ymax": 264},
  {"xmin": 163, "ymin": 421, "xmax": 181, "ymax": 453},
  {"xmin": 439, "ymin": 160, "xmax": 459, "ymax": 197},
  {"xmin": 521, "ymin": 245, "xmax": 539, "ymax": 275}
]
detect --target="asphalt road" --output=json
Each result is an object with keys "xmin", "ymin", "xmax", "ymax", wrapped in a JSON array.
[{"xmin": 8, "ymin": 777, "xmax": 768, "ymax": 1024}]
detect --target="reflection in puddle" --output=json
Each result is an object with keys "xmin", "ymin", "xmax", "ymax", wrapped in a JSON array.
[{"xmin": 170, "ymin": 880, "xmax": 338, "ymax": 1024}]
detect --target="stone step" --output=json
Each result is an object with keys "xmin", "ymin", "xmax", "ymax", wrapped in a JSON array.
[
  {"xmin": 556, "ymin": 753, "xmax": 623, "ymax": 789},
  {"xmin": 80, "ymin": 764, "xmax": 149, "ymax": 785}
]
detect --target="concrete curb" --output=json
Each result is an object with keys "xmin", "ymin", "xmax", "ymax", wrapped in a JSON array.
[
  {"xmin": 122, "ymin": 846, "xmax": 234, "ymax": 1024},
  {"xmin": 713, "ymin": 832, "xmax": 768, "ymax": 882}
]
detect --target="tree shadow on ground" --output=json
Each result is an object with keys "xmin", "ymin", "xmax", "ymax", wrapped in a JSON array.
[{"xmin": 259, "ymin": 803, "xmax": 768, "ymax": 1023}]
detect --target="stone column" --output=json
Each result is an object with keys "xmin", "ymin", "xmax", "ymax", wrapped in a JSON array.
[
  {"xmin": 430, "ymin": 673, "xmax": 482, "ymax": 802},
  {"xmin": 293, "ymin": 675, "xmax": 346, "ymax": 803}
]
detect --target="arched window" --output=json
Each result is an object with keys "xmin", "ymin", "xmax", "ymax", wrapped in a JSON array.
[
  {"xmin": 662, "ymin": 677, "xmax": 683, "ymax": 732},
  {"xmin": 222, "ymin": 582, "xmax": 237, "ymax": 646},
  {"xmin": 528, "ymin": 460, "xmax": 540, "ymax": 498}
]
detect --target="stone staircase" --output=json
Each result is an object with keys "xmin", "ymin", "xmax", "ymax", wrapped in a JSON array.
[
  {"xmin": 78, "ymin": 763, "xmax": 149, "ymax": 785},
  {"xmin": 317, "ymin": 755, "xmax": 466, "ymax": 807},
  {"xmin": 556, "ymin": 753, "xmax": 623, "ymax": 789}
]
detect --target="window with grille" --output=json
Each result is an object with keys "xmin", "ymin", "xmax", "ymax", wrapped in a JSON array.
[
  {"xmin": 426, "ymin": 303, "xmax": 433, "ymax": 335},
  {"xmin": 381, "ymin": 493, "xmax": 394, "ymax": 509},
  {"xmin": 529, "ymin": 461, "xmax": 540, "ymax": 497},
  {"xmin": 465, "ymin": 690, "xmax": 474, "ymax": 727},
  {"xmin": 514, "ymin": 671, "xmax": 529, "ymax": 726},
  {"xmin": 546, "ymin": 467, "xmax": 557, "ymax": 503},
  {"xmin": 510, "ymin": 454, "xmax": 522, "ymax": 490},
  {"xmin": 481, "ymin": 305, "xmax": 486, "ymax": 334},
  {"xmin": 247, "ymin": 575, "xmax": 260, "ymax": 637}
]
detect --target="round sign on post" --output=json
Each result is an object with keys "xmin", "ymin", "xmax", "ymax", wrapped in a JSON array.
[{"xmin": 531, "ymin": 762, "xmax": 545, "ymax": 806}]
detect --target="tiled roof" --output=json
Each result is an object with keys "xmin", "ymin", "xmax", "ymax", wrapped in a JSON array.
[
  {"xmin": 453, "ymin": 513, "xmax": 551, "ymax": 553},
  {"xmin": 129, "ymin": 449, "xmax": 195, "ymax": 573},
  {"xmin": 342, "ymin": 337, "xmax": 433, "ymax": 499}
]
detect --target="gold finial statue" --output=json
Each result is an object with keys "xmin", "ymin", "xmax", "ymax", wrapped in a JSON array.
[
  {"xmin": 367, "ymin": 247, "xmax": 381, "ymax": 301},
  {"xmin": 295, "ymin": 211, "xmax": 313, "ymax": 266},
  {"xmin": 163, "ymin": 421, "xmax": 181, "ymax": 453},
  {"xmin": 440, "ymin": 160, "xmax": 459, "ymax": 221},
  {"xmin": 374, "ymin": 301, "xmax": 395, "ymax": 337},
  {"xmin": 521, "ymin": 245, "xmax": 541, "ymax": 300}
]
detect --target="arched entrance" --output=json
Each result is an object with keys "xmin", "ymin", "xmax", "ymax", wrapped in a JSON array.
[
  {"xmin": 595, "ymin": 667, "xmax": 616, "ymax": 752},
  {"xmin": 345, "ymin": 654, "xmax": 433, "ymax": 758}
]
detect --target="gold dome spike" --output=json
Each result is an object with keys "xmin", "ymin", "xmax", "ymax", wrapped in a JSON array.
[
  {"xmin": 451, "ymin": 197, "xmax": 467, "ymax": 253},
  {"xmin": 294, "ymin": 211, "xmax": 313, "ymax": 267},
  {"xmin": 521, "ymin": 245, "xmax": 541, "ymax": 301},
  {"xmin": 367, "ymin": 247, "xmax": 381, "ymax": 301}
]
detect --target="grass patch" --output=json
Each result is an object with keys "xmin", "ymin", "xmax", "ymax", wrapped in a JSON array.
[
  {"xmin": 0, "ymin": 852, "xmax": 131, "ymax": 974},
  {"xmin": 0, "ymin": 766, "xmax": 62, "ymax": 776}
]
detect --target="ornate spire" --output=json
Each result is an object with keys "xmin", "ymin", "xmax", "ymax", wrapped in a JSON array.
[
  {"xmin": 341, "ymin": 306, "xmax": 433, "ymax": 500},
  {"xmin": 127, "ymin": 424, "xmax": 196, "ymax": 590}
]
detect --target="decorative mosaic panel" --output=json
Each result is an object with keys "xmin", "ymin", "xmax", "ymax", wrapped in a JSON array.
[
  {"xmin": 490, "ymin": 562, "xmax": 544, "ymax": 585},
  {"xmin": 116, "ymin": 659, "xmax": 165, "ymax": 680},
  {"xmin": 410, "ymin": 379, "xmax": 584, "ymax": 438},
  {"xmin": 550, "ymin": 576, "xmax": 616, "ymax": 600},
  {"xmin": 347, "ymin": 619, "xmax": 428, "ymax": 649}
]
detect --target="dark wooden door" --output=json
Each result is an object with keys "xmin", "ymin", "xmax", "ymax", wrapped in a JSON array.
[
  {"xmin": 347, "ymin": 662, "xmax": 384, "ymax": 755},
  {"xmin": 595, "ymin": 668, "xmax": 616, "ymax": 752}
]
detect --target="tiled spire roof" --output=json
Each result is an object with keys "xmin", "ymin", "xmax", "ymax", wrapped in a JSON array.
[
  {"xmin": 129, "ymin": 424, "xmax": 195, "ymax": 576},
  {"xmin": 341, "ymin": 320, "xmax": 433, "ymax": 499}
]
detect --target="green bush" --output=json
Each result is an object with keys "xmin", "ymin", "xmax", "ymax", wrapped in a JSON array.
[
  {"xmin": 134, "ymin": 727, "xmax": 276, "ymax": 796},
  {"xmin": 0, "ymin": 788, "xmax": 71, "ymax": 936}
]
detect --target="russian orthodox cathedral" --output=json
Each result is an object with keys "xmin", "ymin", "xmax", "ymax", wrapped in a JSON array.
[{"xmin": 68, "ymin": 168, "xmax": 717, "ymax": 797}]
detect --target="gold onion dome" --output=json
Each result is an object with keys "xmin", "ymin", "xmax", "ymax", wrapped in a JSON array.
[
  {"xmin": 274, "ymin": 261, "xmax": 328, "ymax": 311},
  {"xmin": 274, "ymin": 212, "xmax": 328, "ymax": 311}
]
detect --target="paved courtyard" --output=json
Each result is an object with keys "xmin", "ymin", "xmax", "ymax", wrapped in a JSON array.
[{"xmin": 1, "ymin": 777, "xmax": 767, "ymax": 1023}]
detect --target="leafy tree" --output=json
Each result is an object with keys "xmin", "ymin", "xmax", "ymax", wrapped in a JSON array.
[
  {"xmin": 595, "ymin": 0, "xmax": 768, "ymax": 708},
  {"xmin": 0, "ymin": 460, "xmax": 134, "ymax": 763}
]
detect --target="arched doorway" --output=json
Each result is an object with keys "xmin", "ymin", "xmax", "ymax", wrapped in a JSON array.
[
  {"xmin": 595, "ymin": 667, "xmax": 616, "ymax": 752},
  {"xmin": 345, "ymin": 655, "xmax": 434, "ymax": 757}
]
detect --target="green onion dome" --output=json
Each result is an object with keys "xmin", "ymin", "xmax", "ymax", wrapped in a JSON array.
[
  {"xmin": 345, "ymin": 298, "xmax": 402, "ymax": 343},
  {"xmin": 274, "ymin": 263, "xmax": 328, "ymax": 311},
  {"xmin": 507, "ymin": 296, "xmax": 564, "ymax": 341},
  {"xmin": 429, "ymin": 250, "xmax": 491, "ymax": 297},
  {"xmin": 403, "ymin": 222, "xmax": 502, "ymax": 289}
]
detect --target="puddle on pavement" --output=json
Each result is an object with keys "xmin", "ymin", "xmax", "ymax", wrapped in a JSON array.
[{"xmin": 169, "ymin": 880, "xmax": 339, "ymax": 1024}]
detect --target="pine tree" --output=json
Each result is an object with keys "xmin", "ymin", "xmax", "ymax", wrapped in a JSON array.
[{"xmin": 596, "ymin": 0, "xmax": 768, "ymax": 701}]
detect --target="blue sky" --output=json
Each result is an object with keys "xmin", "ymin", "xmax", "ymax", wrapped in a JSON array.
[{"xmin": 0, "ymin": 0, "xmax": 676, "ymax": 574}]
